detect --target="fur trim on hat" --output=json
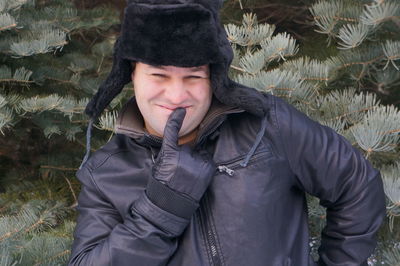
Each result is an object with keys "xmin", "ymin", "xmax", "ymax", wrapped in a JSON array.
[
  {"xmin": 126, "ymin": 0, "xmax": 223, "ymax": 18},
  {"xmin": 120, "ymin": 3, "xmax": 222, "ymax": 67}
]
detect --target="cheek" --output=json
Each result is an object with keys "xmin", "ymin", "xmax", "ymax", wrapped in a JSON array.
[
  {"xmin": 192, "ymin": 84, "xmax": 212, "ymax": 102},
  {"xmin": 134, "ymin": 82, "xmax": 160, "ymax": 102}
]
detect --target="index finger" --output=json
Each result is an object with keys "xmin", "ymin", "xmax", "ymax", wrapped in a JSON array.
[{"xmin": 162, "ymin": 108, "xmax": 186, "ymax": 149}]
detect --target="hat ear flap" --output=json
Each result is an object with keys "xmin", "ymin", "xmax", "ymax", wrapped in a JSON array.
[
  {"xmin": 85, "ymin": 37, "xmax": 132, "ymax": 119},
  {"xmin": 211, "ymin": 63, "xmax": 267, "ymax": 117}
]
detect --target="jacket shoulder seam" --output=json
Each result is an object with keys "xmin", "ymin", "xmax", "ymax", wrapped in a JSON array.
[
  {"xmin": 88, "ymin": 149, "xmax": 132, "ymax": 171},
  {"xmin": 80, "ymin": 165, "xmax": 114, "ymax": 207},
  {"xmin": 84, "ymin": 149, "xmax": 133, "ymax": 205}
]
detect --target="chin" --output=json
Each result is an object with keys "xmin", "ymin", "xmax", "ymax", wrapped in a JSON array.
[{"xmin": 180, "ymin": 122, "xmax": 198, "ymax": 136}]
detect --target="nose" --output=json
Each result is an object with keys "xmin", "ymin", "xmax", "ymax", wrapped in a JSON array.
[{"xmin": 164, "ymin": 79, "xmax": 188, "ymax": 105}]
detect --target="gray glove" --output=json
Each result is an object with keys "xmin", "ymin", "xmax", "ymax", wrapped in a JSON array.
[{"xmin": 146, "ymin": 108, "xmax": 215, "ymax": 219}]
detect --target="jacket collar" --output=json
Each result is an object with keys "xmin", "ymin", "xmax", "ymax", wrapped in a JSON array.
[{"xmin": 115, "ymin": 97, "xmax": 244, "ymax": 146}]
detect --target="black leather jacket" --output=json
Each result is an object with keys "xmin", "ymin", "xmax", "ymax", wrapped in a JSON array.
[{"xmin": 69, "ymin": 94, "xmax": 386, "ymax": 266}]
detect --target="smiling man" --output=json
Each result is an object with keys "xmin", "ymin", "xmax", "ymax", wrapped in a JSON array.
[
  {"xmin": 69, "ymin": 1, "xmax": 386, "ymax": 265},
  {"xmin": 132, "ymin": 63, "xmax": 212, "ymax": 144}
]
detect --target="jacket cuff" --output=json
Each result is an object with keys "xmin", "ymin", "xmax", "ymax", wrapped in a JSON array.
[
  {"xmin": 132, "ymin": 191, "xmax": 190, "ymax": 236},
  {"xmin": 146, "ymin": 177, "xmax": 199, "ymax": 220}
]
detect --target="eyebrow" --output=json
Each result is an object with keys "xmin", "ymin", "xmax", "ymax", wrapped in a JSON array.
[{"xmin": 149, "ymin": 65, "xmax": 208, "ymax": 73}]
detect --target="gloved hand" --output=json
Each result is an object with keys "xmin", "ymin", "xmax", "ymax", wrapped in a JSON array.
[
  {"xmin": 153, "ymin": 108, "xmax": 215, "ymax": 201},
  {"xmin": 145, "ymin": 108, "xmax": 215, "ymax": 219}
]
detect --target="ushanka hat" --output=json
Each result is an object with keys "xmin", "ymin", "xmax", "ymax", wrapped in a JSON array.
[
  {"xmin": 80, "ymin": 0, "xmax": 269, "ymax": 167},
  {"xmin": 85, "ymin": 0, "xmax": 267, "ymax": 120}
]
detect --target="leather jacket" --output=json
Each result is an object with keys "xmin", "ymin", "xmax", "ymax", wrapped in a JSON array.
[{"xmin": 69, "ymin": 94, "xmax": 386, "ymax": 266}]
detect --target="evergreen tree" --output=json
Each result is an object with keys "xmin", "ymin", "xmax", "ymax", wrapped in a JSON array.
[{"xmin": 0, "ymin": 0, "xmax": 122, "ymax": 264}]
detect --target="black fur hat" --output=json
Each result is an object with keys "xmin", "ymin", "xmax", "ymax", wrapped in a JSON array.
[{"xmin": 85, "ymin": 0, "xmax": 267, "ymax": 120}]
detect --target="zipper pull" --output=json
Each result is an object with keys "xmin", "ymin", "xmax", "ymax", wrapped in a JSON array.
[{"xmin": 217, "ymin": 165, "xmax": 235, "ymax": 176}]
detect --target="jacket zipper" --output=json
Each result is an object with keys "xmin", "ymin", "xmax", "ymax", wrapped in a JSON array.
[
  {"xmin": 217, "ymin": 150, "xmax": 271, "ymax": 176},
  {"xmin": 198, "ymin": 193, "xmax": 224, "ymax": 266},
  {"xmin": 199, "ymin": 151, "xmax": 271, "ymax": 265}
]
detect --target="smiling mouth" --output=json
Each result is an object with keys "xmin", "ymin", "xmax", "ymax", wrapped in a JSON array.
[{"xmin": 157, "ymin": 105, "xmax": 191, "ymax": 110}]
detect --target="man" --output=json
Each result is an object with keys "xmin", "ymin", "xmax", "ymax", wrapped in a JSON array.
[{"xmin": 69, "ymin": 0, "xmax": 386, "ymax": 265}]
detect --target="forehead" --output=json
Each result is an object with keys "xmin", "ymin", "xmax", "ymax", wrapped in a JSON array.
[{"xmin": 138, "ymin": 62, "xmax": 209, "ymax": 74}]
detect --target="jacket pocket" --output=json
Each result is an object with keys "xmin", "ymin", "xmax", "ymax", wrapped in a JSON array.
[{"xmin": 216, "ymin": 150, "xmax": 273, "ymax": 176}]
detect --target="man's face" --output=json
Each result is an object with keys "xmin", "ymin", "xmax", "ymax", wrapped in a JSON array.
[{"xmin": 132, "ymin": 62, "xmax": 212, "ymax": 137}]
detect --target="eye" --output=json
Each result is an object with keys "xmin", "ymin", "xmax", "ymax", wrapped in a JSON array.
[
  {"xmin": 187, "ymin": 76, "xmax": 203, "ymax": 79},
  {"xmin": 151, "ymin": 73, "xmax": 166, "ymax": 77}
]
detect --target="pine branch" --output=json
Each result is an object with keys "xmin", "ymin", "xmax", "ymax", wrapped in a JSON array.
[
  {"xmin": 0, "ymin": 243, "xmax": 16, "ymax": 266},
  {"xmin": 260, "ymin": 32, "xmax": 299, "ymax": 62},
  {"xmin": 230, "ymin": 64, "xmax": 248, "ymax": 74},
  {"xmin": 329, "ymin": 46, "xmax": 385, "ymax": 71},
  {"xmin": 350, "ymin": 105, "xmax": 400, "ymax": 153},
  {"xmin": 235, "ymin": 68, "xmax": 311, "ymax": 101},
  {"xmin": 381, "ymin": 162, "xmax": 400, "ymax": 206},
  {"xmin": 16, "ymin": 223, "xmax": 74, "ymax": 266},
  {"xmin": 239, "ymin": 49, "xmax": 267, "ymax": 74},
  {"xmin": 0, "ymin": 106, "xmax": 14, "ymax": 133},
  {"xmin": 33, "ymin": 249, "xmax": 71, "ymax": 266},
  {"xmin": 2, "ymin": 0, "xmax": 30, "ymax": 12},
  {"xmin": 40, "ymin": 166, "xmax": 78, "ymax": 171},
  {"xmin": 10, "ymin": 28, "xmax": 67, "ymax": 57},
  {"xmin": 63, "ymin": 177, "xmax": 77, "ymax": 205},
  {"xmin": 361, "ymin": 0, "xmax": 400, "ymax": 26},
  {"xmin": 0, "ymin": 13, "xmax": 17, "ymax": 32},
  {"xmin": 337, "ymin": 23, "xmax": 371, "ymax": 49},
  {"xmin": 310, "ymin": 0, "xmax": 343, "ymax": 37},
  {"xmin": 382, "ymin": 244, "xmax": 400, "ymax": 265},
  {"xmin": 282, "ymin": 57, "xmax": 330, "ymax": 83},
  {"xmin": 225, "ymin": 13, "xmax": 275, "ymax": 46},
  {"xmin": 382, "ymin": 40, "xmax": 400, "ymax": 70},
  {"xmin": 310, "ymin": 0, "xmax": 361, "ymax": 42},
  {"xmin": 0, "ymin": 66, "xmax": 34, "ymax": 84},
  {"xmin": 97, "ymin": 110, "xmax": 118, "ymax": 132}
]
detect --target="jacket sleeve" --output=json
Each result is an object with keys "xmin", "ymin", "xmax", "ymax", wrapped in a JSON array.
[
  {"xmin": 68, "ymin": 165, "xmax": 190, "ymax": 266},
  {"xmin": 273, "ymin": 97, "xmax": 386, "ymax": 266}
]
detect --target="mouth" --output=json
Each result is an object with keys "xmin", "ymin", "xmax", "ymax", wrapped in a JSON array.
[{"xmin": 157, "ymin": 104, "xmax": 191, "ymax": 111}]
